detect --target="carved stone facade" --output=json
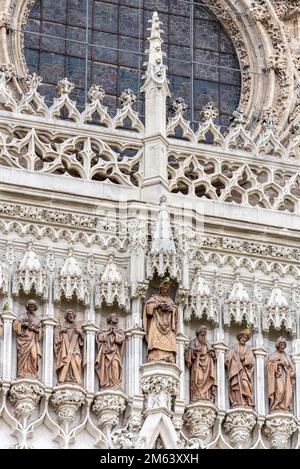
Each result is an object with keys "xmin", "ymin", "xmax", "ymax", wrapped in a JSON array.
[{"xmin": 0, "ymin": 0, "xmax": 300, "ymax": 450}]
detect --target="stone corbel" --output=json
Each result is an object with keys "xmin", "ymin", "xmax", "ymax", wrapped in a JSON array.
[
  {"xmin": 223, "ymin": 408, "xmax": 257, "ymax": 449},
  {"xmin": 50, "ymin": 384, "xmax": 86, "ymax": 434},
  {"xmin": 92, "ymin": 390, "xmax": 127, "ymax": 445},
  {"xmin": 263, "ymin": 413, "xmax": 297, "ymax": 449}
]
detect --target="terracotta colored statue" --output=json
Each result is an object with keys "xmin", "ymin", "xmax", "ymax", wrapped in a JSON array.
[
  {"xmin": 54, "ymin": 309, "xmax": 84, "ymax": 385},
  {"xmin": 95, "ymin": 313, "xmax": 125, "ymax": 390},
  {"xmin": 13, "ymin": 299, "xmax": 43, "ymax": 379},
  {"xmin": 143, "ymin": 279, "xmax": 178, "ymax": 363},
  {"xmin": 268, "ymin": 337, "xmax": 296, "ymax": 413},
  {"xmin": 185, "ymin": 325, "xmax": 217, "ymax": 403},
  {"xmin": 225, "ymin": 329, "xmax": 255, "ymax": 408}
]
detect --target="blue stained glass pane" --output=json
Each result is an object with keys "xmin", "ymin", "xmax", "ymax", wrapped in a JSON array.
[{"xmin": 24, "ymin": 0, "xmax": 241, "ymax": 126}]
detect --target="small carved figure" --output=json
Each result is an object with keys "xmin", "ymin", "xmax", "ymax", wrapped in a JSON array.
[
  {"xmin": 268, "ymin": 337, "xmax": 295, "ymax": 413},
  {"xmin": 54, "ymin": 309, "xmax": 84, "ymax": 385},
  {"xmin": 95, "ymin": 313, "xmax": 125, "ymax": 390},
  {"xmin": 13, "ymin": 299, "xmax": 43, "ymax": 379},
  {"xmin": 225, "ymin": 329, "xmax": 255, "ymax": 408},
  {"xmin": 143, "ymin": 278, "xmax": 178, "ymax": 363},
  {"xmin": 185, "ymin": 325, "xmax": 217, "ymax": 403}
]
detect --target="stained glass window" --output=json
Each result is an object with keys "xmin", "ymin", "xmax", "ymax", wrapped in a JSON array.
[{"xmin": 24, "ymin": 0, "xmax": 241, "ymax": 129}]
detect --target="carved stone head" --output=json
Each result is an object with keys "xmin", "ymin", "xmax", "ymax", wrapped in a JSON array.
[
  {"xmin": 196, "ymin": 325, "xmax": 207, "ymax": 337},
  {"xmin": 107, "ymin": 312, "xmax": 119, "ymax": 326},
  {"xmin": 236, "ymin": 328, "xmax": 251, "ymax": 343},
  {"xmin": 65, "ymin": 309, "xmax": 76, "ymax": 323},
  {"xmin": 25, "ymin": 299, "xmax": 38, "ymax": 313},
  {"xmin": 158, "ymin": 278, "xmax": 171, "ymax": 296},
  {"xmin": 275, "ymin": 336, "xmax": 287, "ymax": 352}
]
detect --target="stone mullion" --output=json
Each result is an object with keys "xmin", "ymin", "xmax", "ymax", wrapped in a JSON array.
[
  {"xmin": 83, "ymin": 324, "xmax": 98, "ymax": 396},
  {"xmin": 1, "ymin": 311, "xmax": 16, "ymax": 383},
  {"xmin": 42, "ymin": 317, "xmax": 57, "ymax": 389}
]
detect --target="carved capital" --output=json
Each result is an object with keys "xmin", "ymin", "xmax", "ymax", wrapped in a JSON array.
[
  {"xmin": 183, "ymin": 402, "xmax": 217, "ymax": 444},
  {"xmin": 140, "ymin": 362, "xmax": 180, "ymax": 415},
  {"xmin": 224, "ymin": 408, "xmax": 257, "ymax": 449},
  {"xmin": 264, "ymin": 413, "xmax": 297, "ymax": 449},
  {"xmin": 92, "ymin": 390, "xmax": 127, "ymax": 435},
  {"xmin": 50, "ymin": 384, "xmax": 86, "ymax": 432},
  {"xmin": 9, "ymin": 379, "xmax": 44, "ymax": 426}
]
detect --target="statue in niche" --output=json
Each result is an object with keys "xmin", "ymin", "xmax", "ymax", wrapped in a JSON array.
[
  {"xmin": 13, "ymin": 299, "xmax": 43, "ymax": 379},
  {"xmin": 95, "ymin": 313, "xmax": 125, "ymax": 390},
  {"xmin": 54, "ymin": 309, "xmax": 85, "ymax": 385},
  {"xmin": 185, "ymin": 325, "xmax": 217, "ymax": 403},
  {"xmin": 268, "ymin": 337, "xmax": 296, "ymax": 413},
  {"xmin": 143, "ymin": 278, "xmax": 178, "ymax": 363},
  {"xmin": 225, "ymin": 329, "xmax": 255, "ymax": 408}
]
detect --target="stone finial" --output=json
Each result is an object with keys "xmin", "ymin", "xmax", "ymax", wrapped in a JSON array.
[
  {"xmin": 57, "ymin": 77, "xmax": 75, "ymax": 96},
  {"xmin": 88, "ymin": 84, "xmax": 105, "ymax": 102},
  {"xmin": 25, "ymin": 73, "xmax": 43, "ymax": 91},
  {"xmin": 119, "ymin": 89, "xmax": 137, "ymax": 108},
  {"xmin": 169, "ymin": 98, "xmax": 188, "ymax": 117},
  {"xmin": 200, "ymin": 102, "xmax": 219, "ymax": 122},
  {"xmin": 230, "ymin": 107, "xmax": 247, "ymax": 127}
]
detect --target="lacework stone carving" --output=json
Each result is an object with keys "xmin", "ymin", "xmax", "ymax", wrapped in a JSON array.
[
  {"xmin": 168, "ymin": 152, "xmax": 300, "ymax": 212},
  {"xmin": 95, "ymin": 255, "xmax": 130, "ymax": 311},
  {"xmin": 262, "ymin": 280, "xmax": 296, "ymax": 334},
  {"xmin": 12, "ymin": 241, "xmax": 48, "ymax": 299},
  {"xmin": 184, "ymin": 269, "xmax": 218, "ymax": 323},
  {"xmin": 224, "ymin": 275, "xmax": 257, "ymax": 328},
  {"xmin": 54, "ymin": 249, "xmax": 90, "ymax": 305}
]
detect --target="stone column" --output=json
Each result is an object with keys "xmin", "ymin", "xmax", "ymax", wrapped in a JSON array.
[
  {"xmin": 253, "ymin": 346, "xmax": 268, "ymax": 416},
  {"xmin": 292, "ymin": 339, "xmax": 300, "ymax": 420},
  {"xmin": 42, "ymin": 316, "xmax": 57, "ymax": 389},
  {"xmin": 139, "ymin": 362, "xmax": 181, "ymax": 448},
  {"xmin": 1, "ymin": 310, "xmax": 16, "ymax": 384},
  {"xmin": 213, "ymin": 341, "xmax": 228, "ymax": 411},
  {"xmin": 83, "ymin": 323, "xmax": 98, "ymax": 395},
  {"xmin": 126, "ymin": 323, "xmax": 145, "ymax": 413}
]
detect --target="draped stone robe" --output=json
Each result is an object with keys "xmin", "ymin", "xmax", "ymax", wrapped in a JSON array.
[
  {"xmin": 225, "ymin": 343, "xmax": 255, "ymax": 408},
  {"xmin": 268, "ymin": 350, "xmax": 295, "ymax": 413},
  {"xmin": 95, "ymin": 327, "xmax": 125, "ymax": 389},
  {"xmin": 143, "ymin": 293, "xmax": 178, "ymax": 363},
  {"xmin": 185, "ymin": 338, "xmax": 216, "ymax": 402},
  {"xmin": 13, "ymin": 313, "xmax": 43, "ymax": 379},
  {"xmin": 55, "ymin": 321, "xmax": 84, "ymax": 384}
]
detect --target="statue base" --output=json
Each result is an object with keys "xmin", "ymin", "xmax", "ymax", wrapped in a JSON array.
[
  {"xmin": 184, "ymin": 401, "xmax": 217, "ymax": 444},
  {"xmin": 9, "ymin": 378, "xmax": 44, "ymax": 426},
  {"xmin": 264, "ymin": 413, "xmax": 297, "ymax": 449},
  {"xmin": 50, "ymin": 384, "xmax": 86, "ymax": 433},
  {"xmin": 140, "ymin": 361, "xmax": 181, "ymax": 417},
  {"xmin": 224, "ymin": 407, "xmax": 257, "ymax": 449},
  {"xmin": 92, "ymin": 389, "xmax": 127, "ymax": 435}
]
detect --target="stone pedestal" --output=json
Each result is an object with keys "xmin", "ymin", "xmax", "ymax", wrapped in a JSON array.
[
  {"xmin": 264, "ymin": 413, "xmax": 297, "ymax": 449},
  {"xmin": 224, "ymin": 408, "xmax": 257, "ymax": 449},
  {"xmin": 140, "ymin": 361, "xmax": 181, "ymax": 416},
  {"xmin": 50, "ymin": 384, "xmax": 86, "ymax": 433},
  {"xmin": 9, "ymin": 379, "xmax": 44, "ymax": 426},
  {"xmin": 92, "ymin": 390, "xmax": 127, "ymax": 438},
  {"xmin": 183, "ymin": 402, "xmax": 217, "ymax": 445}
]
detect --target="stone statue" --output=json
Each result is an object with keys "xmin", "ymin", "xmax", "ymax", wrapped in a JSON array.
[
  {"xmin": 13, "ymin": 299, "xmax": 43, "ymax": 379},
  {"xmin": 185, "ymin": 325, "xmax": 217, "ymax": 403},
  {"xmin": 143, "ymin": 278, "xmax": 178, "ymax": 363},
  {"xmin": 268, "ymin": 337, "xmax": 295, "ymax": 413},
  {"xmin": 95, "ymin": 313, "xmax": 125, "ymax": 390},
  {"xmin": 54, "ymin": 309, "xmax": 85, "ymax": 385},
  {"xmin": 225, "ymin": 329, "xmax": 255, "ymax": 408}
]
